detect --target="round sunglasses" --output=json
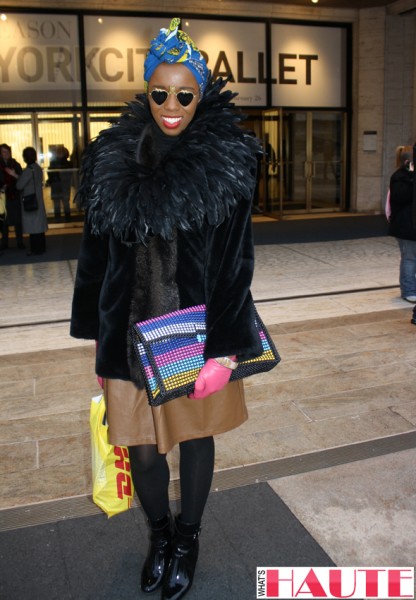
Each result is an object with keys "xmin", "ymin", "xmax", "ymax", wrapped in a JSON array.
[{"xmin": 149, "ymin": 87, "xmax": 198, "ymax": 107}]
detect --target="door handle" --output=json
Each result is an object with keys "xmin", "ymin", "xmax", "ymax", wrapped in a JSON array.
[{"xmin": 304, "ymin": 161, "xmax": 316, "ymax": 179}]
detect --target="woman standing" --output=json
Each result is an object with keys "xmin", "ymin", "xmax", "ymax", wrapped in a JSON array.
[
  {"xmin": 71, "ymin": 18, "xmax": 263, "ymax": 600},
  {"xmin": 10, "ymin": 147, "xmax": 48, "ymax": 256},
  {"xmin": 388, "ymin": 149, "xmax": 416, "ymax": 302}
]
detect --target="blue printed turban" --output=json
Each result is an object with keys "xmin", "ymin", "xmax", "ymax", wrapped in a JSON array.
[{"xmin": 144, "ymin": 18, "xmax": 209, "ymax": 94}]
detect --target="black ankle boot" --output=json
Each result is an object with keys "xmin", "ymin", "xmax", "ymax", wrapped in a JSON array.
[
  {"xmin": 141, "ymin": 513, "xmax": 172, "ymax": 593},
  {"xmin": 161, "ymin": 515, "xmax": 201, "ymax": 600}
]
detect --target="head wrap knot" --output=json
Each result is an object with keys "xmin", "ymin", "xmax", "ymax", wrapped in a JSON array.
[{"xmin": 144, "ymin": 18, "xmax": 209, "ymax": 94}]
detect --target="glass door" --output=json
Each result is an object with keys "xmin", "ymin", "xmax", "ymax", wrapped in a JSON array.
[
  {"xmin": 0, "ymin": 113, "xmax": 83, "ymax": 221},
  {"xmin": 262, "ymin": 109, "xmax": 280, "ymax": 214},
  {"xmin": 37, "ymin": 113, "xmax": 82, "ymax": 221},
  {"xmin": 281, "ymin": 111, "xmax": 308, "ymax": 213},
  {"xmin": 310, "ymin": 111, "xmax": 345, "ymax": 211},
  {"xmin": 261, "ymin": 109, "xmax": 346, "ymax": 217}
]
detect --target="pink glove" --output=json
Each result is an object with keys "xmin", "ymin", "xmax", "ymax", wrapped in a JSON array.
[{"xmin": 189, "ymin": 357, "xmax": 236, "ymax": 400}]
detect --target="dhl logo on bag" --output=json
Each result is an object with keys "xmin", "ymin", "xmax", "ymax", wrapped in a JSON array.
[
  {"xmin": 114, "ymin": 446, "xmax": 133, "ymax": 500},
  {"xmin": 90, "ymin": 394, "xmax": 135, "ymax": 517}
]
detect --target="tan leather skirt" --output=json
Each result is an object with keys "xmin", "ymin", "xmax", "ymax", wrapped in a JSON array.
[{"xmin": 104, "ymin": 378, "xmax": 247, "ymax": 454}]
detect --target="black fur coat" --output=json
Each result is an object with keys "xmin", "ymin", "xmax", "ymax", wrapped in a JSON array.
[{"xmin": 70, "ymin": 78, "xmax": 263, "ymax": 385}]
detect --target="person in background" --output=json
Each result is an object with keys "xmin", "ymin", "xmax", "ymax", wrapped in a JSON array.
[
  {"xmin": 388, "ymin": 148, "xmax": 416, "ymax": 303},
  {"xmin": 0, "ymin": 143, "xmax": 24, "ymax": 250},
  {"xmin": 70, "ymin": 18, "xmax": 262, "ymax": 600},
  {"xmin": 411, "ymin": 143, "xmax": 416, "ymax": 323},
  {"xmin": 0, "ymin": 166, "xmax": 5, "ymax": 217},
  {"xmin": 47, "ymin": 146, "xmax": 73, "ymax": 222},
  {"xmin": 0, "ymin": 170, "xmax": 5, "ymax": 256},
  {"xmin": 7, "ymin": 147, "xmax": 48, "ymax": 256}
]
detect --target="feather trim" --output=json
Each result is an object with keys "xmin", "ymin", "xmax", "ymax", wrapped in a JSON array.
[{"xmin": 77, "ymin": 77, "xmax": 261, "ymax": 243}]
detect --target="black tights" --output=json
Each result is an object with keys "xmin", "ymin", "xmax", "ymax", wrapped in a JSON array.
[{"xmin": 128, "ymin": 436, "xmax": 215, "ymax": 524}]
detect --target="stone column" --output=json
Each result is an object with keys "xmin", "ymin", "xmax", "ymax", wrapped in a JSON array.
[{"xmin": 354, "ymin": 7, "xmax": 386, "ymax": 213}]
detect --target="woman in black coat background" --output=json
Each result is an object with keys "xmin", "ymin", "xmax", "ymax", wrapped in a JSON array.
[
  {"xmin": 388, "ymin": 148, "xmax": 416, "ymax": 302},
  {"xmin": 71, "ymin": 18, "xmax": 264, "ymax": 600}
]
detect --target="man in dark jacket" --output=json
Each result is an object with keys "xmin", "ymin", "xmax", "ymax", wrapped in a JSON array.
[
  {"xmin": 0, "ymin": 143, "xmax": 24, "ymax": 249},
  {"xmin": 47, "ymin": 146, "xmax": 73, "ymax": 221}
]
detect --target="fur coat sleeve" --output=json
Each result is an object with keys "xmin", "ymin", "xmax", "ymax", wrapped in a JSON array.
[
  {"xmin": 203, "ymin": 195, "xmax": 262, "ymax": 361},
  {"xmin": 175, "ymin": 193, "xmax": 262, "ymax": 363},
  {"xmin": 70, "ymin": 221, "xmax": 109, "ymax": 340}
]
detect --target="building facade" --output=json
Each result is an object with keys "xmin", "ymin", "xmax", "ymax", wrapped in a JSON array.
[{"xmin": 0, "ymin": 0, "xmax": 415, "ymax": 219}]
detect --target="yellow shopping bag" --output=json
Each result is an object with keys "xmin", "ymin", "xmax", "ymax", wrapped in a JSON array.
[{"xmin": 90, "ymin": 394, "xmax": 134, "ymax": 517}]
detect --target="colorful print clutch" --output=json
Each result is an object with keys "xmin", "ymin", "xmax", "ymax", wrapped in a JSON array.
[{"xmin": 131, "ymin": 304, "xmax": 280, "ymax": 406}]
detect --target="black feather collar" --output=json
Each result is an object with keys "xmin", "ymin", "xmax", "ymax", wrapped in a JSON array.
[{"xmin": 78, "ymin": 77, "xmax": 261, "ymax": 244}]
